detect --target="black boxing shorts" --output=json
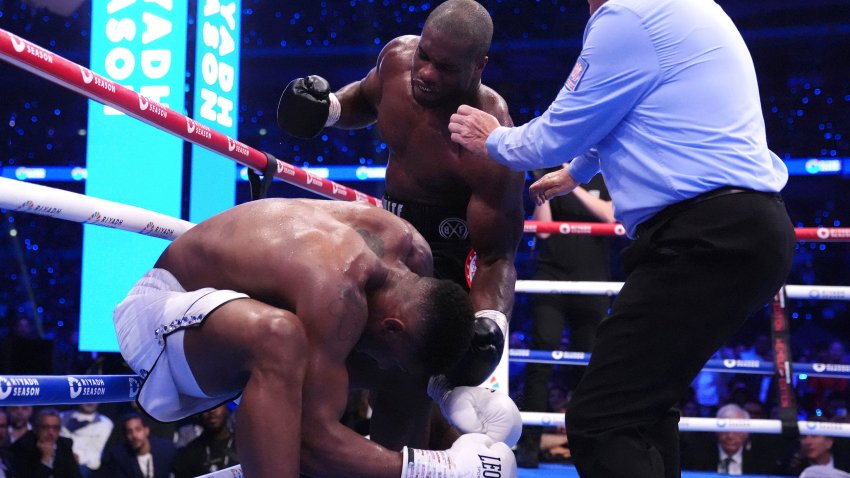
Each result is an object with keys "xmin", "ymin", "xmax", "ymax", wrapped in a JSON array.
[{"xmin": 382, "ymin": 193, "xmax": 472, "ymax": 291}]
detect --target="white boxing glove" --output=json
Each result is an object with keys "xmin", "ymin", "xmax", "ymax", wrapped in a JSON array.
[
  {"xmin": 401, "ymin": 433, "xmax": 517, "ymax": 478},
  {"xmin": 428, "ymin": 375, "xmax": 523, "ymax": 447}
]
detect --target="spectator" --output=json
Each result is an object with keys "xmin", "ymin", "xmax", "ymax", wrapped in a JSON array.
[
  {"xmin": 515, "ymin": 170, "xmax": 614, "ymax": 468},
  {"xmin": 539, "ymin": 385, "xmax": 573, "ymax": 464},
  {"xmin": 681, "ymin": 403, "xmax": 775, "ymax": 475},
  {"xmin": 171, "ymin": 405, "xmax": 239, "ymax": 478},
  {"xmin": 10, "ymin": 408, "xmax": 82, "ymax": 478},
  {"xmin": 692, "ymin": 347, "xmax": 735, "ymax": 418},
  {"xmin": 6, "ymin": 406, "xmax": 33, "ymax": 444},
  {"xmin": 0, "ymin": 408, "xmax": 13, "ymax": 478},
  {"xmin": 799, "ymin": 465, "xmax": 850, "ymax": 478},
  {"xmin": 97, "ymin": 413, "xmax": 176, "ymax": 478},
  {"xmin": 786, "ymin": 431, "xmax": 850, "ymax": 476},
  {"xmin": 809, "ymin": 340, "xmax": 850, "ymax": 411},
  {"xmin": 60, "ymin": 403, "xmax": 113, "ymax": 477}
]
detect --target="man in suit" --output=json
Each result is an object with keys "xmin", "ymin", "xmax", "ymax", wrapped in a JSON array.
[
  {"xmin": 97, "ymin": 413, "xmax": 176, "ymax": 478},
  {"xmin": 0, "ymin": 408, "xmax": 14, "ymax": 478},
  {"xmin": 10, "ymin": 408, "xmax": 82, "ymax": 478},
  {"xmin": 681, "ymin": 403, "xmax": 775, "ymax": 475}
]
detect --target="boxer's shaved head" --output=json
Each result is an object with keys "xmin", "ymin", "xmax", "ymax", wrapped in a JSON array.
[{"xmin": 425, "ymin": 0, "xmax": 493, "ymax": 61}]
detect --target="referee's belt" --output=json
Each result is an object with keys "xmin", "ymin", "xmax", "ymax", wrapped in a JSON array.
[{"xmin": 637, "ymin": 186, "xmax": 780, "ymax": 237}]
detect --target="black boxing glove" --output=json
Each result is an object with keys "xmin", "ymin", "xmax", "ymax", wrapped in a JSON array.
[
  {"xmin": 446, "ymin": 310, "xmax": 508, "ymax": 387},
  {"xmin": 276, "ymin": 75, "xmax": 341, "ymax": 139}
]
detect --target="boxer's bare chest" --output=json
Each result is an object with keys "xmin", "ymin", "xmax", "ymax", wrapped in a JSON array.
[{"xmin": 375, "ymin": 75, "xmax": 472, "ymax": 202}]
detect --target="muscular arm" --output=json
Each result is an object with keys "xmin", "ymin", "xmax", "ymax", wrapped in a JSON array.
[
  {"xmin": 466, "ymin": 100, "xmax": 525, "ymax": 317},
  {"xmin": 334, "ymin": 70, "xmax": 380, "ymax": 129},
  {"xmin": 333, "ymin": 36, "xmax": 413, "ymax": 130},
  {"xmin": 297, "ymin": 276, "xmax": 405, "ymax": 478},
  {"xmin": 300, "ymin": 355, "xmax": 404, "ymax": 478}
]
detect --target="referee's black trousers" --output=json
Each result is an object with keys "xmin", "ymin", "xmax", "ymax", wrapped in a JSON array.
[{"xmin": 565, "ymin": 189, "xmax": 795, "ymax": 478}]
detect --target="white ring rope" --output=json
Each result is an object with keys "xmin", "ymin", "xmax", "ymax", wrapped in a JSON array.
[
  {"xmin": 521, "ymin": 412, "xmax": 850, "ymax": 438},
  {"xmin": 516, "ymin": 280, "xmax": 850, "ymax": 301},
  {"xmin": 0, "ymin": 177, "xmax": 194, "ymax": 240}
]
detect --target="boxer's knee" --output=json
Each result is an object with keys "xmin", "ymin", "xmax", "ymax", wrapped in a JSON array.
[{"xmin": 248, "ymin": 308, "xmax": 308, "ymax": 378}]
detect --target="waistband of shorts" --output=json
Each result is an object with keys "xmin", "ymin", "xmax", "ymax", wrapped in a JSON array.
[
  {"xmin": 382, "ymin": 193, "xmax": 469, "ymax": 242},
  {"xmin": 636, "ymin": 186, "xmax": 781, "ymax": 238}
]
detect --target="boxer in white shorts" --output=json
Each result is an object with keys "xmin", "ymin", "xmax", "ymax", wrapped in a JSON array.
[{"xmin": 112, "ymin": 198, "xmax": 517, "ymax": 478}]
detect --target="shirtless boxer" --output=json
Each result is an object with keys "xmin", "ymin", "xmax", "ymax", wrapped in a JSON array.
[
  {"xmin": 113, "ymin": 198, "xmax": 517, "ymax": 478},
  {"xmin": 277, "ymin": 0, "xmax": 526, "ymax": 388}
]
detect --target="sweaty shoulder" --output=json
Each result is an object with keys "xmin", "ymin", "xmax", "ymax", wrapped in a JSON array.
[
  {"xmin": 376, "ymin": 35, "xmax": 418, "ymax": 77},
  {"xmin": 478, "ymin": 84, "xmax": 512, "ymax": 127}
]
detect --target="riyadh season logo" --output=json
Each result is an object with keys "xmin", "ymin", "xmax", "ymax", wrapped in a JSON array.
[
  {"xmin": 812, "ymin": 363, "xmax": 850, "ymax": 373},
  {"xmin": 80, "ymin": 66, "xmax": 94, "ymax": 84},
  {"xmin": 332, "ymin": 182, "xmax": 348, "ymax": 197},
  {"xmin": 9, "ymin": 32, "xmax": 26, "ymax": 52},
  {"xmin": 227, "ymin": 137, "xmax": 249, "ymax": 156},
  {"xmin": 138, "ymin": 95, "xmax": 167, "ymax": 118},
  {"xmin": 0, "ymin": 376, "xmax": 41, "ymax": 400},
  {"xmin": 128, "ymin": 377, "xmax": 141, "ymax": 398},
  {"xmin": 305, "ymin": 172, "xmax": 324, "ymax": 187},
  {"xmin": 8, "ymin": 32, "xmax": 52, "ymax": 63},
  {"xmin": 186, "ymin": 118, "xmax": 212, "ymax": 139},
  {"xmin": 277, "ymin": 162, "xmax": 295, "ymax": 176},
  {"xmin": 68, "ymin": 377, "xmax": 106, "ymax": 399},
  {"xmin": 16, "ymin": 199, "xmax": 61, "ymax": 216},
  {"xmin": 551, "ymin": 351, "xmax": 586, "ymax": 361},
  {"xmin": 140, "ymin": 222, "xmax": 175, "ymax": 239}
]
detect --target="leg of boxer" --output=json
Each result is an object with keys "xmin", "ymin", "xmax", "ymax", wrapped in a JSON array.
[
  {"xmin": 183, "ymin": 298, "xmax": 308, "ymax": 478},
  {"xmin": 566, "ymin": 192, "xmax": 794, "ymax": 478}
]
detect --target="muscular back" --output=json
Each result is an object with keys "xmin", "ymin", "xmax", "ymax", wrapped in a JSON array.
[{"xmin": 155, "ymin": 198, "xmax": 432, "ymax": 317}]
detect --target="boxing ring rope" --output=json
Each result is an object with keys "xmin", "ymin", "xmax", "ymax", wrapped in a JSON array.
[
  {"xmin": 516, "ymin": 280, "xmax": 850, "ymax": 301},
  {"xmin": 521, "ymin": 412, "xmax": 850, "ymax": 438},
  {"xmin": 0, "ymin": 177, "xmax": 194, "ymax": 240},
  {"xmin": 5, "ymin": 27, "xmax": 848, "ymax": 239},
  {"xmin": 3, "ymin": 178, "xmax": 850, "ymax": 443},
  {"xmin": 525, "ymin": 220, "xmax": 850, "ymax": 242},
  {"xmin": 0, "ymin": 27, "xmax": 380, "ymax": 207}
]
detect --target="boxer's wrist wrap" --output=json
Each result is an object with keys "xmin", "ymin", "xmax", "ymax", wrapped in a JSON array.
[
  {"xmin": 400, "ymin": 447, "xmax": 452, "ymax": 478},
  {"xmin": 325, "ymin": 92, "xmax": 341, "ymax": 127},
  {"xmin": 475, "ymin": 309, "xmax": 508, "ymax": 339}
]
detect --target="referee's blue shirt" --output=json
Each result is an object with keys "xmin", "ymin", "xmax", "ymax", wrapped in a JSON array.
[{"xmin": 486, "ymin": 0, "xmax": 788, "ymax": 238}]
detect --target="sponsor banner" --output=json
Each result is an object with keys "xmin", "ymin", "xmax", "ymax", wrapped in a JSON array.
[
  {"xmin": 80, "ymin": 0, "xmax": 189, "ymax": 351},
  {"xmin": 0, "ymin": 375, "xmax": 140, "ymax": 406},
  {"xmin": 189, "ymin": 0, "xmax": 241, "ymax": 223}
]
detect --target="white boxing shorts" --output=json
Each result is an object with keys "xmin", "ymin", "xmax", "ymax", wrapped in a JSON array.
[{"xmin": 113, "ymin": 268, "xmax": 247, "ymax": 422}]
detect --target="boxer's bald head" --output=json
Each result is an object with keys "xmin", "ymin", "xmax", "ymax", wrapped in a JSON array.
[{"xmin": 425, "ymin": 0, "xmax": 492, "ymax": 61}]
